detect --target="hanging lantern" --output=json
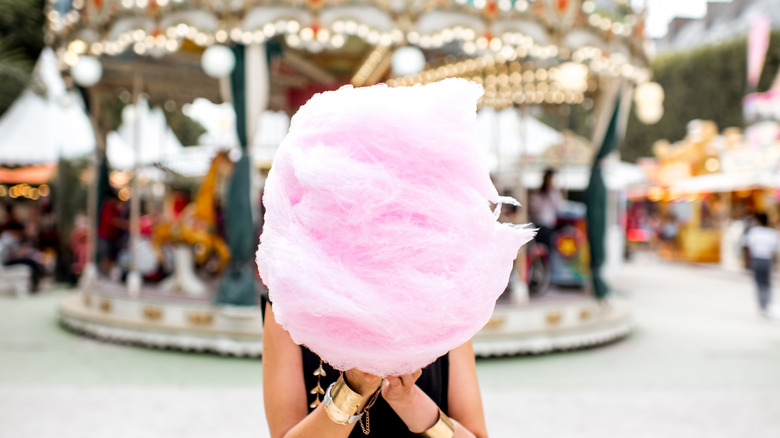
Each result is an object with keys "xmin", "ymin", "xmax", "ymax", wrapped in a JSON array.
[
  {"xmin": 556, "ymin": 62, "xmax": 589, "ymax": 92},
  {"xmin": 391, "ymin": 46, "xmax": 426, "ymax": 77},
  {"xmin": 71, "ymin": 55, "xmax": 103, "ymax": 87},
  {"xmin": 201, "ymin": 45, "xmax": 236, "ymax": 79},
  {"xmin": 634, "ymin": 81, "xmax": 664, "ymax": 125}
]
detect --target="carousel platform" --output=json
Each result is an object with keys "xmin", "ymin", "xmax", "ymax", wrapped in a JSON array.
[
  {"xmin": 59, "ymin": 282, "xmax": 631, "ymax": 358},
  {"xmin": 59, "ymin": 280, "xmax": 264, "ymax": 357},
  {"xmin": 474, "ymin": 293, "xmax": 632, "ymax": 356}
]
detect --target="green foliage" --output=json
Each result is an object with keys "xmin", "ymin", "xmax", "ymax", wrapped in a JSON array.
[
  {"xmin": 163, "ymin": 107, "xmax": 207, "ymax": 146},
  {"xmin": 99, "ymin": 95, "xmax": 127, "ymax": 132},
  {"xmin": 0, "ymin": 0, "xmax": 44, "ymax": 116},
  {"xmin": 0, "ymin": 0, "xmax": 44, "ymax": 57},
  {"xmin": 0, "ymin": 40, "xmax": 33, "ymax": 110},
  {"xmin": 53, "ymin": 156, "xmax": 89, "ymax": 238},
  {"xmin": 52, "ymin": 156, "xmax": 89, "ymax": 281},
  {"xmin": 621, "ymin": 30, "xmax": 780, "ymax": 162}
]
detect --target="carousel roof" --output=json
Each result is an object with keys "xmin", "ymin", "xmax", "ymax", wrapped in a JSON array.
[
  {"xmin": 46, "ymin": 0, "xmax": 652, "ymax": 111},
  {"xmin": 0, "ymin": 48, "xmax": 95, "ymax": 165}
]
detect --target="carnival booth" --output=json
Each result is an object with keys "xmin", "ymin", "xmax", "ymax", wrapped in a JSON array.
[
  {"xmin": 632, "ymin": 109, "xmax": 780, "ymax": 266},
  {"xmin": 50, "ymin": 0, "xmax": 649, "ymax": 357}
]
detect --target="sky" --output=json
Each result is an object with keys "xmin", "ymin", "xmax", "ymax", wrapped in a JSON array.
[{"xmin": 637, "ymin": 0, "xmax": 731, "ymax": 38}]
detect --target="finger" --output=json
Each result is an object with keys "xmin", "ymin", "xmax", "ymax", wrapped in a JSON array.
[
  {"xmin": 385, "ymin": 375, "xmax": 403, "ymax": 387},
  {"xmin": 399, "ymin": 371, "xmax": 420, "ymax": 388},
  {"xmin": 351, "ymin": 369, "xmax": 380, "ymax": 380}
]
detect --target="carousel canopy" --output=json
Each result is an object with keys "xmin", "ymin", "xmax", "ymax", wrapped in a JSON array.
[
  {"xmin": 0, "ymin": 48, "xmax": 95, "ymax": 165},
  {"xmin": 47, "ymin": 0, "xmax": 651, "ymax": 112}
]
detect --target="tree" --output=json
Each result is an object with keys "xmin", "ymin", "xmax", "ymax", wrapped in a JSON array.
[
  {"xmin": 621, "ymin": 30, "xmax": 780, "ymax": 162},
  {"xmin": 0, "ymin": 0, "xmax": 44, "ymax": 116}
]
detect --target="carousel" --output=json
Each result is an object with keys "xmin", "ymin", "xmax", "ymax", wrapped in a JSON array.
[{"xmin": 49, "ymin": 0, "xmax": 652, "ymax": 357}]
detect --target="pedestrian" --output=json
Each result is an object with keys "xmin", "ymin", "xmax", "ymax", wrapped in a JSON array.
[
  {"xmin": 97, "ymin": 191, "xmax": 127, "ymax": 278},
  {"xmin": 742, "ymin": 213, "xmax": 779, "ymax": 317},
  {"xmin": 529, "ymin": 168, "xmax": 563, "ymax": 250},
  {"xmin": 1, "ymin": 223, "xmax": 45, "ymax": 293}
]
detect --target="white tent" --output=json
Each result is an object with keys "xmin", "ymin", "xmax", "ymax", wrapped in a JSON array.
[
  {"xmin": 107, "ymin": 98, "xmax": 184, "ymax": 170},
  {"xmin": 251, "ymin": 110, "xmax": 290, "ymax": 167},
  {"xmin": 473, "ymin": 108, "xmax": 645, "ymax": 191},
  {"xmin": 672, "ymin": 172, "xmax": 780, "ymax": 194},
  {"xmin": 181, "ymin": 97, "xmax": 289, "ymax": 168},
  {"xmin": 0, "ymin": 48, "xmax": 95, "ymax": 165},
  {"xmin": 522, "ymin": 160, "xmax": 646, "ymax": 191},
  {"xmin": 474, "ymin": 108, "xmax": 564, "ymax": 173},
  {"xmin": 157, "ymin": 145, "xmax": 234, "ymax": 178}
]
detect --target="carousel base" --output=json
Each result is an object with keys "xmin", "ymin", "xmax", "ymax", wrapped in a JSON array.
[
  {"xmin": 59, "ymin": 280, "xmax": 263, "ymax": 357},
  {"xmin": 59, "ymin": 282, "xmax": 631, "ymax": 358},
  {"xmin": 474, "ymin": 294, "xmax": 632, "ymax": 356}
]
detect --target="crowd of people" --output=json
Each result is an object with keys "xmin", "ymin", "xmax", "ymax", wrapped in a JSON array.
[
  {"xmin": 0, "ymin": 188, "xmax": 201, "ymax": 293},
  {"xmin": 0, "ymin": 203, "xmax": 49, "ymax": 292}
]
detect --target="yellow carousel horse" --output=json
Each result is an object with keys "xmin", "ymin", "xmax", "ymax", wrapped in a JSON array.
[{"xmin": 152, "ymin": 152, "xmax": 233, "ymax": 294}]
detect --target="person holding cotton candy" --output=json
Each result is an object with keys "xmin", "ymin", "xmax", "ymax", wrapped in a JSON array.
[{"xmin": 259, "ymin": 78, "xmax": 535, "ymax": 437}]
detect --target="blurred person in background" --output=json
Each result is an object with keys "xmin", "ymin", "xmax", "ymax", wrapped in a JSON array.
[
  {"xmin": 69, "ymin": 214, "xmax": 90, "ymax": 282},
  {"xmin": 659, "ymin": 213, "xmax": 680, "ymax": 259},
  {"xmin": 1, "ymin": 222, "xmax": 45, "ymax": 292},
  {"xmin": 742, "ymin": 213, "xmax": 779, "ymax": 318},
  {"xmin": 98, "ymin": 191, "xmax": 128, "ymax": 279},
  {"xmin": 529, "ymin": 168, "xmax": 562, "ymax": 250},
  {"xmin": 0, "ymin": 203, "xmax": 22, "ymax": 233}
]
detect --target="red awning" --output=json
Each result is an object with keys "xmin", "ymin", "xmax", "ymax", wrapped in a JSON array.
[{"xmin": 0, "ymin": 165, "xmax": 56, "ymax": 185}]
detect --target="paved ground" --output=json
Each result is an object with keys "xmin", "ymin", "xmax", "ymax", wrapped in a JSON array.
[{"xmin": 1, "ymin": 255, "xmax": 779, "ymax": 437}]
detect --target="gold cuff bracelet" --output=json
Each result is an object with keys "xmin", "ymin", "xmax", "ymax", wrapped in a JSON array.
[
  {"xmin": 323, "ymin": 374, "xmax": 365, "ymax": 425},
  {"xmin": 416, "ymin": 408, "xmax": 455, "ymax": 438}
]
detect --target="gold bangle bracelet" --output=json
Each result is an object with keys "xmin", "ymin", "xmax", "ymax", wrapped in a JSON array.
[
  {"xmin": 416, "ymin": 408, "xmax": 455, "ymax": 438},
  {"xmin": 323, "ymin": 374, "xmax": 365, "ymax": 425}
]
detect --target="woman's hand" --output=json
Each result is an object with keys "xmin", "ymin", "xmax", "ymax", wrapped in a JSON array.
[
  {"xmin": 344, "ymin": 369, "xmax": 383, "ymax": 398},
  {"xmin": 381, "ymin": 369, "xmax": 423, "ymax": 403}
]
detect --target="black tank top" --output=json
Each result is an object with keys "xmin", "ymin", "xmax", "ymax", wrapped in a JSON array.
[
  {"xmin": 261, "ymin": 296, "xmax": 450, "ymax": 436},
  {"xmin": 301, "ymin": 346, "xmax": 449, "ymax": 437}
]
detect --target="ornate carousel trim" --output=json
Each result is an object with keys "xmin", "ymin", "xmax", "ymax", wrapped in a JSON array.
[
  {"xmin": 59, "ymin": 289, "xmax": 263, "ymax": 357},
  {"xmin": 59, "ymin": 288, "xmax": 630, "ymax": 358}
]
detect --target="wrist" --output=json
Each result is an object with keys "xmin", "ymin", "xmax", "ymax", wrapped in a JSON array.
[
  {"xmin": 385, "ymin": 386, "xmax": 440, "ymax": 434},
  {"xmin": 415, "ymin": 409, "xmax": 455, "ymax": 438},
  {"xmin": 323, "ymin": 374, "xmax": 365, "ymax": 425},
  {"xmin": 385, "ymin": 383, "xmax": 426, "ymax": 408},
  {"xmin": 323, "ymin": 373, "xmax": 383, "ymax": 427},
  {"xmin": 344, "ymin": 371, "xmax": 382, "ymax": 398}
]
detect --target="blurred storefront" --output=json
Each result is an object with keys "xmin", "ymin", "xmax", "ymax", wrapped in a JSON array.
[{"xmin": 628, "ymin": 72, "xmax": 780, "ymax": 266}]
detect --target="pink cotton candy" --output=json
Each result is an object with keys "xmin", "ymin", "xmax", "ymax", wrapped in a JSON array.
[{"xmin": 256, "ymin": 78, "xmax": 534, "ymax": 377}]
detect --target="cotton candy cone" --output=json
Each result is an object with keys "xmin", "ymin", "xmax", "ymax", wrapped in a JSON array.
[{"xmin": 257, "ymin": 78, "xmax": 534, "ymax": 376}]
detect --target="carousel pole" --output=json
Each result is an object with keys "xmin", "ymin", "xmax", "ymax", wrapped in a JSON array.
[
  {"xmin": 127, "ymin": 67, "xmax": 144, "ymax": 296},
  {"xmin": 512, "ymin": 105, "xmax": 530, "ymax": 306},
  {"xmin": 585, "ymin": 79, "xmax": 625, "ymax": 300},
  {"xmin": 72, "ymin": 56, "xmax": 103, "ymax": 288},
  {"xmin": 215, "ymin": 41, "xmax": 268, "ymax": 306},
  {"xmin": 80, "ymin": 91, "xmax": 102, "ymax": 288}
]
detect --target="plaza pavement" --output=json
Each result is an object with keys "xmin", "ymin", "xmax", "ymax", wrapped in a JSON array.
[{"xmin": 1, "ymin": 255, "xmax": 779, "ymax": 438}]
